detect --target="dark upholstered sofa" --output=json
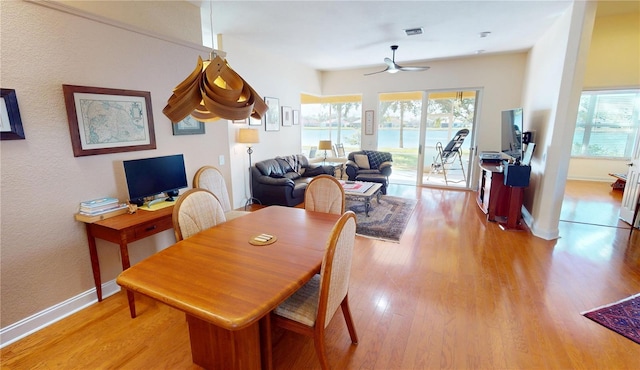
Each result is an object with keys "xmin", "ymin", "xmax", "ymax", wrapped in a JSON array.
[
  {"xmin": 251, "ymin": 154, "xmax": 335, "ymax": 206},
  {"xmin": 345, "ymin": 150, "xmax": 393, "ymax": 194}
]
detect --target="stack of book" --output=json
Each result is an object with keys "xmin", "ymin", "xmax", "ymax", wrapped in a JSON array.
[{"xmin": 75, "ymin": 197, "xmax": 128, "ymax": 223}]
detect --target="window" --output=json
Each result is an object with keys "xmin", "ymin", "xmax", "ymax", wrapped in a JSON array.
[
  {"xmin": 572, "ymin": 89, "xmax": 640, "ymax": 158},
  {"xmin": 300, "ymin": 93, "xmax": 362, "ymax": 158}
]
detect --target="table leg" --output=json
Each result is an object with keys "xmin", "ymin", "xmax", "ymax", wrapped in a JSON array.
[
  {"xmin": 364, "ymin": 198, "xmax": 371, "ymax": 217},
  {"xmin": 259, "ymin": 313, "xmax": 273, "ymax": 370},
  {"xmin": 119, "ymin": 241, "xmax": 136, "ymax": 318},
  {"xmin": 186, "ymin": 314, "xmax": 261, "ymax": 369},
  {"xmin": 85, "ymin": 224, "xmax": 102, "ymax": 302}
]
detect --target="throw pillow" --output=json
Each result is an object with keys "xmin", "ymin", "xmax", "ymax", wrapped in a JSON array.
[{"xmin": 354, "ymin": 154, "xmax": 370, "ymax": 169}]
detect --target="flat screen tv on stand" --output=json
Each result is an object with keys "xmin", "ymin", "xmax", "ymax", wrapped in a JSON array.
[
  {"xmin": 123, "ymin": 154, "xmax": 188, "ymax": 207},
  {"xmin": 501, "ymin": 108, "xmax": 524, "ymax": 163}
]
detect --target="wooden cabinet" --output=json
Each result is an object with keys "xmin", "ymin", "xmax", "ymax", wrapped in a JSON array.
[{"xmin": 477, "ymin": 162, "xmax": 526, "ymax": 230}]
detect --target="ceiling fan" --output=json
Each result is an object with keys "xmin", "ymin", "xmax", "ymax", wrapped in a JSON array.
[{"xmin": 364, "ymin": 45, "xmax": 431, "ymax": 76}]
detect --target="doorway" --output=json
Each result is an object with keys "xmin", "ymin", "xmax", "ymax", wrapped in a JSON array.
[{"xmin": 377, "ymin": 90, "xmax": 479, "ymax": 189}]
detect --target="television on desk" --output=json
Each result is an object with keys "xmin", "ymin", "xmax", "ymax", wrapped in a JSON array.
[
  {"xmin": 501, "ymin": 108, "xmax": 524, "ymax": 162},
  {"xmin": 123, "ymin": 154, "xmax": 188, "ymax": 206}
]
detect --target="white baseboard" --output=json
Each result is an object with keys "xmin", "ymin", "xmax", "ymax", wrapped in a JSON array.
[
  {"xmin": 0, "ymin": 280, "xmax": 121, "ymax": 348},
  {"xmin": 521, "ymin": 206, "xmax": 560, "ymax": 240}
]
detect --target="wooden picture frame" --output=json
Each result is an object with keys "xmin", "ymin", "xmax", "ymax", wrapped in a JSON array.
[
  {"xmin": 63, "ymin": 85, "xmax": 156, "ymax": 157},
  {"xmin": 281, "ymin": 106, "xmax": 292, "ymax": 126},
  {"xmin": 264, "ymin": 97, "xmax": 280, "ymax": 131},
  {"xmin": 173, "ymin": 115, "xmax": 205, "ymax": 135},
  {"xmin": 293, "ymin": 109, "xmax": 300, "ymax": 125},
  {"xmin": 1, "ymin": 88, "xmax": 26, "ymax": 140}
]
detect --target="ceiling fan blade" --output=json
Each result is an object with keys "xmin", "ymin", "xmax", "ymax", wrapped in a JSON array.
[
  {"xmin": 363, "ymin": 67, "xmax": 389, "ymax": 76},
  {"xmin": 398, "ymin": 66, "xmax": 431, "ymax": 72},
  {"xmin": 384, "ymin": 57, "xmax": 395, "ymax": 68}
]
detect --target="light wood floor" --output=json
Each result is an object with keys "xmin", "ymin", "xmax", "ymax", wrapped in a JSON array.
[{"xmin": 2, "ymin": 181, "xmax": 639, "ymax": 369}]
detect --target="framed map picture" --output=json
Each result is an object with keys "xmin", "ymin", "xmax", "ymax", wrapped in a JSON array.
[
  {"xmin": 173, "ymin": 115, "xmax": 205, "ymax": 135},
  {"xmin": 62, "ymin": 85, "xmax": 156, "ymax": 157}
]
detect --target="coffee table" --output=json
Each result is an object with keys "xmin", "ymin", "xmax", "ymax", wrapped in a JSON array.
[{"xmin": 341, "ymin": 181, "xmax": 382, "ymax": 217}]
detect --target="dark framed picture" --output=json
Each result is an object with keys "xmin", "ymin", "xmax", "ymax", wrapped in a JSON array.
[
  {"xmin": 173, "ymin": 115, "xmax": 205, "ymax": 135},
  {"xmin": 1, "ymin": 88, "xmax": 26, "ymax": 140},
  {"xmin": 63, "ymin": 85, "xmax": 156, "ymax": 157},
  {"xmin": 281, "ymin": 106, "xmax": 293, "ymax": 126},
  {"xmin": 264, "ymin": 97, "xmax": 280, "ymax": 131}
]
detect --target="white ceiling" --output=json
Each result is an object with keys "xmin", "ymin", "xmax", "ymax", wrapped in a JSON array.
[{"xmin": 198, "ymin": 1, "xmax": 637, "ymax": 72}]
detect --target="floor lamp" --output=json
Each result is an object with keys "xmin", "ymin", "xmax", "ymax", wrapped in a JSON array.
[
  {"xmin": 318, "ymin": 140, "xmax": 333, "ymax": 165},
  {"xmin": 238, "ymin": 128, "xmax": 261, "ymax": 209}
]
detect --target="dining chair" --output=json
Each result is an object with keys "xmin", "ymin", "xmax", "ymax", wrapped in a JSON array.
[
  {"xmin": 172, "ymin": 188, "xmax": 226, "ymax": 241},
  {"xmin": 272, "ymin": 210, "xmax": 359, "ymax": 370},
  {"xmin": 193, "ymin": 165, "xmax": 250, "ymax": 221},
  {"xmin": 305, "ymin": 174, "xmax": 345, "ymax": 215}
]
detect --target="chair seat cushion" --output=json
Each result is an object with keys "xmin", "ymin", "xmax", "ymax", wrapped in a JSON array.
[{"xmin": 274, "ymin": 274, "xmax": 320, "ymax": 326}]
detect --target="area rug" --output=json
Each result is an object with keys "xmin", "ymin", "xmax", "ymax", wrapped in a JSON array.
[
  {"xmin": 581, "ymin": 293, "xmax": 640, "ymax": 345},
  {"xmin": 345, "ymin": 195, "xmax": 417, "ymax": 242}
]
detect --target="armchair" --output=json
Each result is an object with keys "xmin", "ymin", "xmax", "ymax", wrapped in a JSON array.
[{"xmin": 345, "ymin": 150, "xmax": 393, "ymax": 194}]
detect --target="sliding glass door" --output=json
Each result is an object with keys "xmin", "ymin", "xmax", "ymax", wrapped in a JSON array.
[{"xmin": 378, "ymin": 90, "xmax": 478, "ymax": 189}]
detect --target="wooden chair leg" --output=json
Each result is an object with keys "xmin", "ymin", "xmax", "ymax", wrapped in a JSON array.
[
  {"xmin": 340, "ymin": 295, "xmax": 359, "ymax": 344},
  {"xmin": 313, "ymin": 330, "xmax": 330, "ymax": 370}
]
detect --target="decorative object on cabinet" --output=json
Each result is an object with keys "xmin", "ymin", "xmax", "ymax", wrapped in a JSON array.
[
  {"xmin": 1, "ymin": 88, "xmax": 25, "ymax": 140},
  {"xmin": 172, "ymin": 115, "xmax": 205, "ymax": 135},
  {"xmin": 62, "ymin": 85, "xmax": 156, "ymax": 156}
]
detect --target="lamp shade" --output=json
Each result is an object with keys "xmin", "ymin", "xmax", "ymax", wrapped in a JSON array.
[
  {"xmin": 318, "ymin": 140, "xmax": 332, "ymax": 150},
  {"xmin": 238, "ymin": 128, "xmax": 260, "ymax": 144}
]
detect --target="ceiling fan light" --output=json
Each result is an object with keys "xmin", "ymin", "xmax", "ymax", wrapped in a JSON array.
[{"xmin": 388, "ymin": 69, "xmax": 399, "ymax": 74}]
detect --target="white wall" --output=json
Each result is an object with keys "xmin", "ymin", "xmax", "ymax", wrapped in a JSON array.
[
  {"xmin": 0, "ymin": 0, "xmax": 319, "ymax": 339},
  {"xmin": 217, "ymin": 35, "xmax": 322, "ymax": 208},
  {"xmin": 321, "ymin": 53, "xmax": 529, "ymax": 185},
  {"xmin": 521, "ymin": 1, "xmax": 596, "ymax": 239}
]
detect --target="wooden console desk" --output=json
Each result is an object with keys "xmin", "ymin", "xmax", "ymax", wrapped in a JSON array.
[
  {"xmin": 477, "ymin": 162, "xmax": 527, "ymax": 230},
  {"xmin": 81, "ymin": 206, "xmax": 174, "ymax": 317}
]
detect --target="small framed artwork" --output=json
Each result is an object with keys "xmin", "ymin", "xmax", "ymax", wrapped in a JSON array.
[
  {"xmin": 1, "ymin": 88, "xmax": 26, "ymax": 140},
  {"xmin": 232, "ymin": 118, "xmax": 247, "ymax": 125},
  {"xmin": 264, "ymin": 97, "xmax": 280, "ymax": 131},
  {"xmin": 365, "ymin": 110, "xmax": 375, "ymax": 135},
  {"xmin": 281, "ymin": 106, "xmax": 292, "ymax": 126},
  {"xmin": 173, "ymin": 115, "xmax": 205, "ymax": 135},
  {"xmin": 249, "ymin": 117, "xmax": 262, "ymax": 126},
  {"xmin": 63, "ymin": 85, "xmax": 156, "ymax": 157},
  {"xmin": 293, "ymin": 110, "xmax": 300, "ymax": 125}
]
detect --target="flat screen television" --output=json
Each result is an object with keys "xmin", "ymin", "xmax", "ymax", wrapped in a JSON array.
[
  {"xmin": 123, "ymin": 154, "xmax": 188, "ymax": 206},
  {"xmin": 501, "ymin": 108, "xmax": 524, "ymax": 162}
]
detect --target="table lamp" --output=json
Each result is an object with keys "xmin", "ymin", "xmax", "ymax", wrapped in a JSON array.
[
  {"xmin": 238, "ymin": 128, "xmax": 261, "ymax": 208},
  {"xmin": 318, "ymin": 140, "xmax": 332, "ymax": 164}
]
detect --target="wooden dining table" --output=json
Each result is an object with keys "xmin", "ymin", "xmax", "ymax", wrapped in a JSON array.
[{"xmin": 116, "ymin": 206, "xmax": 341, "ymax": 370}]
